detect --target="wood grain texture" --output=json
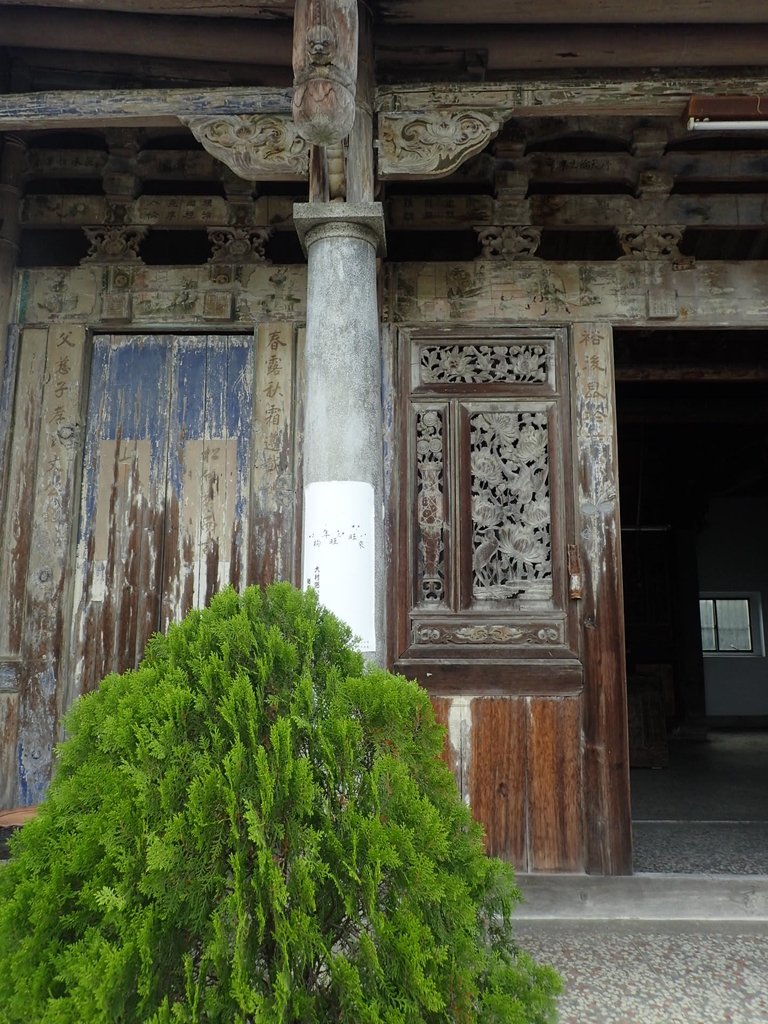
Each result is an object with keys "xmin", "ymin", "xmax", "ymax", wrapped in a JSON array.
[
  {"xmin": 0, "ymin": 329, "xmax": 49, "ymax": 656},
  {"xmin": 0, "ymin": 692, "xmax": 20, "ymax": 809},
  {"xmin": 0, "ymin": 86, "xmax": 292, "ymax": 130},
  {"xmin": 18, "ymin": 325, "xmax": 87, "ymax": 806},
  {"xmin": 573, "ymin": 322, "xmax": 632, "ymax": 874},
  {"xmin": 428, "ymin": 696, "xmax": 459, "ymax": 782},
  {"xmin": 527, "ymin": 696, "xmax": 584, "ymax": 872},
  {"xmin": 251, "ymin": 323, "xmax": 295, "ymax": 587},
  {"xmin": 469, "ymin": 696, "xmax": 527, "ymax": 868}
]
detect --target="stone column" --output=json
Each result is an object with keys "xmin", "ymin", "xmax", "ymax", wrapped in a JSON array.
[
  {"xmin": 293, "ymin": 201, "xmax": 386, "ymax": 660},
  {"xmin": 0, "ymin": 133, "xmax": 25, "ymax": 381}
]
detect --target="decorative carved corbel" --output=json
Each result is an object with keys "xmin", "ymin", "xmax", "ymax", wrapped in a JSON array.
[
  {"xmin": 82, "ymin": 226, "xmax": 146, "ymax": 263},
  {"xmin": 617, "ymin": 224, "xmax": 685, "ymax": 260},
  {"xmin": 208, "ymin": 227, "xmax": 272, "ymax": 264},
  {"xmin": 292, "ymin": 0, "xmax": 358, "ymax": 146},
  {"xmin": 477, "ymin": 225, "xmax": 541, "ymax": 260},
  {"xmin": 377, "ymin": 109, "xmax": 504, "ymax": 178},
  {"xmin": 180, "ymin": 114, "xmax": 309, "ymax": 181}
]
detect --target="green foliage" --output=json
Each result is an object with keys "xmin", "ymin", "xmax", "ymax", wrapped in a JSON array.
[{"xmin": 0, "ymin": 583, "xmax": 560, "ymax": 1023}]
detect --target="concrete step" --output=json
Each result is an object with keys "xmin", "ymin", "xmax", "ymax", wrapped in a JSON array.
[{"xmin": 515, "ymin": 871, "xmax": 768, "ymax": 922}]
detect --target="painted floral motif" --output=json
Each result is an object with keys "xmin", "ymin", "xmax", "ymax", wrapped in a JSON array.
[
  {"xmin": 415, "ymin": 408, "xmax": 446, "ymax": 605},
  {"xmin": 470, "ymin": 410, "xmax": 552, "ymax": 601},
  {"xmin": 420, "ymin": 343, "xmax": 549, "ymax": 385}
]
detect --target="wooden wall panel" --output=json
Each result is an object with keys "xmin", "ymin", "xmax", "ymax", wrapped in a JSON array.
[
  {"xmin": 527, "ymin": 696, "xmax": 584, "ymax": 872},
  {"xmin": 428, "ymin": 695, "xmax": 459, "ymax": 780},
  {"xmin": 0, "ymin": 692, "xmax": 20, "ymax": 809},
  {"xmin": 573, "ymin": 323, "xmax": 632, "ymax": 874},
  {"xmin": 469, "ymin": 696, "xmax": 528, "ymax": 869},
  {"xmin": 251, "ymin": 322, "xmax": 296, "ymax": 587},
  {"xmin": 18, "ymin": 325, "xmax": 86, "ymax": 806},
  {"xmin": 0, "ymin": 328, "xmax": 48, "ymax": 656}
]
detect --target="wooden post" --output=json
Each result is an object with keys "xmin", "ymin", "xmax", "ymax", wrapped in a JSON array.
[
  {"xmin": 0, "ymin": 134, "xmax": 25, "ymax": 413},
  {"xmin": 346, "ymin": 0, "xmax": 374, "ymax": 204},
  {"xmin": 573, "ymin": 322, "xmax": 633, "ymax": 875}
]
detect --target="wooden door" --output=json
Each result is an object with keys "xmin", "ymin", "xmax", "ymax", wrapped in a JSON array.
[
  {"xmin": 68, "ymin": 333, "xmax": 253, "ymax": 704},
  {"xmin": 393, "ymin": 325, "xmax": 631, "ymax": 873}
]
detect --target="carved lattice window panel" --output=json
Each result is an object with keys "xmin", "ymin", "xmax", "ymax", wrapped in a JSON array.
[{"xmin": 396, "ymin": 328, "xmax": 580, "ymax": 691}]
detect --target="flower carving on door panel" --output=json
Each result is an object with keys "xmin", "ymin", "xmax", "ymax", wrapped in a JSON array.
[{"xmin": 470, "ymin": 410, "xmax": 552, "ymax": 600}]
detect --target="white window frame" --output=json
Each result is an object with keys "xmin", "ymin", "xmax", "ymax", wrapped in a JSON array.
[{"xmin": 699, "ymin": 591, "xmax": 765, "ymax": 658}]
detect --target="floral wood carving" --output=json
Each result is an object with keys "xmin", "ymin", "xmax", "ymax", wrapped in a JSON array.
[
  {"xmin": 420, "ymin": 343, "xmax": 549, "ymax": 386},
  {"xmin": 477, "ymin": 226, "xmax": 542, "ymax": 260},
  {"xmin": 208, "ymin": 227, "xmax": 272, "ymax": 264},
  {"xmin": 82, "ymin": 226, "xmax": 146, "ymax": 263},
  {"xmin": 181, "ymin": 115, "xmax": 309, "ymax": 181},
  {"xmin": 415, "ymin": 623, "xmax": 562, "ymax": 645},
  {"xmin": 416, "ymin": 408, "xmax": 446, "ymax": 606},
  {"xmin": 470, "ymin": 410, "xmax": 552, "ymax": 601},
  {"xmin": 378, "ymin": 110, "xmax": 503, "ymax": 178},
  {"xmin": 617, "ymin": 224, "xmax": 685, "ymax": 260}
]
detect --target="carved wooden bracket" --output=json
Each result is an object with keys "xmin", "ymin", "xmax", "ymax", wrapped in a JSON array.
[
  {"xmin": 180, "ymin": 114, "xmax": 309, "ymax": 181},
  {"xmin": 82, "ymin": 226, "xmax": 146, "ymax": 264},
  {"xmin": 617, "ymin": 224, "xmax": 685, "ymax": 260},
  {"xmin": 377, "ymin": 109, "xmax": 505, "ymax": 179},
  {"xmin": 477, "ymin": 225, "xmax": 541, "ymax": 260}
]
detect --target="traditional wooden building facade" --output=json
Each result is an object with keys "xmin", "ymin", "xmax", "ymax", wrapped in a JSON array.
[{"xmin": 1, "ymin": 1, "xmax": 768, "ymax": 874}]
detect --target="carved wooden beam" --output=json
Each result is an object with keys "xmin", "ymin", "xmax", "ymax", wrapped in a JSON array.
[
  {"xmin": 180, "ymin": 114, "xmax": 309, "ymax": 179},
  {"xmin": 0, "ymin": 87, "xmax": 293, "ymax": 131},
  {"xmin": 386, "ymin": 193, "xmax": 768, "ymax": 231},
  {"xmin": 376, "ymin": 74, "xmax": 768, "ymax": 121}
]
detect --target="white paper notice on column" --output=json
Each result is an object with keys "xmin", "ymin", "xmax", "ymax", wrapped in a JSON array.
[{"xmin": 302, "ymin": 480, "xmax": 376, "ymax": 651}]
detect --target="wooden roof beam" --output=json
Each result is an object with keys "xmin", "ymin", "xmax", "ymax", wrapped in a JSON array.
[
  {"xmin": 0, "ymin": 7, "xmax": 292, "ymax": 64},
  {"xmin": 0, "ymin": 87, "xmax": 292, "ymax": 130},
  {"xmin": 375, "ymin": 24, "xmax": 768, "ymax": 72}
]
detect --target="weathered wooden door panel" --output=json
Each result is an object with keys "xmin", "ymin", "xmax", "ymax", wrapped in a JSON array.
[
  {"xmin": 161, "ymin": 334, "xmax": 253, "ymax": 625},
  {"xmin": 70, "ymin": 333, "xmax": 253, "ymax": 704},
  {"xmin": 394, "ymin": 326, "xmax": 588, "ymax": 872},
  {"xmin": 72, "ymin": 335, "xmax": 172, "ymax": 698}
]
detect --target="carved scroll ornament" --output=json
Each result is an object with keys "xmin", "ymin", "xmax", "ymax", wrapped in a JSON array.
[
  {"xmin": 292, "ymin": 0, "xmax": 358, "ymax": 146},
  {"xmin": 617, "ymin": 224, "xmax": 685, "ymax": 260},
  {"xmin": 378, "ymin": 110, "xmax": 503, "ymax": 178},
  {"xmin": 181, "ymin": 114, "xmax": 309, "ymax": 181}
]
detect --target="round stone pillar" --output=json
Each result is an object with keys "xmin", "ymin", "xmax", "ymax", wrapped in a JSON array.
[{"xmin": 293, "ymin": 201, "xmax": 386, "ymax": 659}]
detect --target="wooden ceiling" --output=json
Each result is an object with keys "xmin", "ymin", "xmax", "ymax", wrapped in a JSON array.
[
  {"xmin": 2, "ymin": 0, "xmax": 768, "ymax": 92},
  {"xmin": 2, "ymin": 0, "xmax": 768, "ymax": 21}
]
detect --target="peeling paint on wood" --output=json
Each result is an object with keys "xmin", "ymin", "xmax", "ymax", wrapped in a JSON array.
[
  {"xmin": 0, "ymin": 328, "xmax": 49, "ymax": 656},
  {"xmin": 17, "ymin": 325, "xmax": 86, "ymax": 805},
  {"xmin": 250, "ymin": 322, "xmax": 295, "ymax": 587},
  {"xmin": 573, "ymin": 322, "xmax": 632, "ymax": 874},
  {"xmin": 68, "ymin": 333, "xmax": 254, "ymax": 722},
  {"xmin": 385, "ymin": 261, "xmax": 768, "ymax": 327}
]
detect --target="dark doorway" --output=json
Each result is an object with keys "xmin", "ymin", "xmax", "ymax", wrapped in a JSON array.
[{"xmin": 614, "ymin": 329, "xmax": 768, "ymax": 874}]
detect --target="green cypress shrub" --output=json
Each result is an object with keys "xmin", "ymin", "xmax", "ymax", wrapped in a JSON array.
[{"xmin": 0, "ymin": 583, "xmax": 560, "ymax": 1023}]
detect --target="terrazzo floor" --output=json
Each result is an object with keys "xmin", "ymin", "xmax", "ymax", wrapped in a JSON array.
[
  {"xmin": 630, "ymin": 731, "xmax": 768, "ymax": 874},
  {"xmin": 515, "ymin": 732, "xmax": 768, "ymax": 1021},
  {"xmin": 518, "ymin": 922, "xmax": 768, "ymax": 1024}
]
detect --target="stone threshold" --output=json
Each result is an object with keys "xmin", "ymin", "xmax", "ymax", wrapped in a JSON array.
[{"xmin": 516, "ymin": 871, "xmax": 768, "ymax": 922}]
